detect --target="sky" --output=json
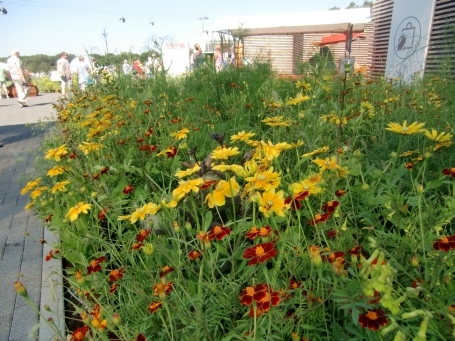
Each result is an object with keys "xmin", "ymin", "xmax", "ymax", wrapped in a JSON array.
[{"xmin": 0, "ymin": 0, "xmax": 363, "ymax": 58}]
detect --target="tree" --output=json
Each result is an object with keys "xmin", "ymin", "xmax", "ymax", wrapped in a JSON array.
[
  {"xmin": 363, "ymin": 1, "xmax": 373, "ymax": 7},
  {"xmin": 346, "ymin": 2, "xmax": 359, "ymax": 8},
  {"xmin": 328, "ymin": 6, "xmax": 341, "ymax": 10}
]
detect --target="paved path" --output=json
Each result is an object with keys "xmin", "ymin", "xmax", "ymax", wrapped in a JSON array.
[{"xmin": 0, "ymin": 93, "xmax": 60, "ymax": 341}]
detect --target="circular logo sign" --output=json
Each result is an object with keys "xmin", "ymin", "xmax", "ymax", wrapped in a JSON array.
[{"xmin": 393, "ymin": 16, "xmax": 421, "ymax": 60}]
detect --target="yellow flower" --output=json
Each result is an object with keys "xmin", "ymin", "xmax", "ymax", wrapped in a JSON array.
[
  {"xmin": 261, "ymin": 116, "xmax": 290, "ymax": 127},
  {"xmin": 289, "ymin": 177, "xmax": 323, "ymax": 196},
  {"xmin": 296, "ymin": 81, "xmax": 311, "ymax": 91},
  {"xmin": 170, "ymin": 128, "xmax": 190, "ymax": 140},
  {"xmin": 66, "ymin": 202, "xmax": 92, "ymax": 222},
  {"xmin": 78, "ymin": 142, "xmax": 104, "ymax": 155},
  {"xmin": 301, "ymin": 146, "xmax": 329, "ymax": 157},
  {"xmin": 174, "ymin": 164, "xmax": 201, "ymax": 179},
  {"xmin": 313, "ymin": 156, "xmax": 341, "ymax": 171},
  {"xmin": 230, "ymin": 130, "xmax": 256, "ymax": 142},
  {"xmin": 433, "ymin": 141, "xmax": 452, "ymax": 151},
  {"xmin": 205, "ymin": 178, "xmax": 240, "ymax": 208},
  {"xmin": 286, "ymin": 94, "xmax": 310, "ymax": 106},
  {"xmin": 21, "ymin": 177, "xmax": 42, "ymax": 195},
  {"xmin": 245, "ymin": 167, "xmax": 281, "ymax": 191},
  {"xmin": 45, "ymin": 144, "xmax": 68, "ymax": 161},
  {"xmin": 86, "ymin": 125, "xmax": 106, "ymax": 139},
  {"xmin": 30, "ymin": 186, "xmax": 48, "ymax": 199},
  {"xmin": 360, "ymin": 101, "xmax": 375, "ymax": 118},
  {"xmin": 291, "ymin": 139, "xmax": 304, "ymax": 148},
  {"xmin": 423, "ymin": 129, "xmax": 452, "ymax": 143},
  {"xmin": 320, "ymin": 113, "xmax": 347, "ymax": 125},
  {"xmin": 25, "ymin": 202, "xmax": 35, "ymax": 210},
  {"xmin": 211, "ymin": 146, "xmax": 240, "ymax": 160},
  {"xmin": 212, "ymin": 164, "xmax": 244, "ymax": 174},
  {"xmin": 130, "ymin": 202, "xmax": 161, "ymax": 224},
  {"xmin": 47, "ymin": 166, "xmax": 67, "ymax": 177},
  {"xmin": 50, "ymin": 180, "xmax": 70, "ymax": 194},
  {"xmin": 172, "ymin": 178, "xmax": 204, "ymax": 200},
  {"xmin": 258, "ymin": 140, "xmax": 291, "ymax": 161},
  {"xmin": 255, "ymin": 188, "xmax": 286, "ymax": 217},
  {"xmin": 117, "ymin": 215, "xmax": 131, "ymax": 221},
  {"xmin": 386, "ymin": 120, "xmax": 425, "ymax": 135}
]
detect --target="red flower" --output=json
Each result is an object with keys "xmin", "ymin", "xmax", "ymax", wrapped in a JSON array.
[
  {"xmin": 154, "ymin": 281, "xmax": 173, "ymax": 299},
  {"xmin": 148, "ymin": 301, "xmax": 163, "ymax": 314},
  {"xmin": 322, "ymin": 200, "xmax": 339, "ymax": 213},
  {"xmin": 348, "ymin": 246, "xmax": 362, "ymax": 255},
  {"xmin": 45, "ymin": 250, "xmax": 54, "ymax": 261},
  {"xmin": 159, "ymin": 266, "xmax": 174, "ymax": 277},
  {"xmin": 308, "ymin": 213, "xmax": 332, "ymax": 226},
  {"xmin": 368, "ymin": 290, "xmax": 381, "ymax": 304},
  {"xmin": 325, "ymin": 229, "xmax": 337, "ymax": 239},
  {"xmin": 188, "ymin": 250, "xmax": 203, "ymax": 260},
  {"xmin": 240, "ymin": 284, "xmax": 269, "ymax": 306},
  {"xmin": 123, "ymin": 185, "xmax": 134, "ymax": 194},
  {"xmin": 98, "ymin": 208, "xmax": 108, "ymax": 220},
  {"xmin": 245, "ymin": 226, "xmax": 272, "ymax": 240},
  {"xmin": 109, "ymin": 283, "xmax": 118, "ymax": 294},
  {"xmin": 284, "ymin": 191, "xmax": 309, "ymax": 210},
  {"xmin": 289, "ymin": 279, "xmax": 302, "ymax": 290},
  {"xmin": 166, "ymin": 147, "xmax": 178, "ymax": 158},
  {"xmin": 358, "ymin": 309, "xmax": 388, "ymax": 331},
  {"xmin": 201, "ymin": 180, "xmax": 217, "ymax": 190},
  {"xmin": 71, "ymin": 325, "xmax": 90, "ymax": 341},
  {"xmin": 335, "ymin": 189, "xmax": 347, "ymax": 197},
  {"xmin": 100, "ymin": 166, "xmax": 109, "ymax": 175},
  {"xmin": 87, "ymin": 256, "xmax": 106, "ymax": 274},
  {"xmin": 136, "ymin": 229, "xmax": 151, "ymax": 242},
  {"xmin": 130, "ymin": 242, "xmax": 143, "ymax": 250},
  {"xmin": 243, "ymin": 242, "xmax": 278, "ymax": 265},
  {"xmin": 442, "ymin": 168, "xmax": 455, "ymax": 177},
  {"xmin": 134, "ymin": 334, "xmax": 147, "ymax": 341},
  {"xmin": 45, "ymin": 214, "xmax": 53, "ymax": 223},
  {"xmin": 208, "ymin": 225, "xmax": 231, "ymax": 240},
  {"xmin": 433, "ymin": 235, "xmax": 455, "ymax": 251},
  {"xmin": 108, "ymin": 268, "xmax": 125, "ymax": 282}
]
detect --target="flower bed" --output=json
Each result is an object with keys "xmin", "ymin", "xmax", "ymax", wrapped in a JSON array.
[{"xmin": 19, "ymin": 65, "xmax": 455, "ymax": 341}]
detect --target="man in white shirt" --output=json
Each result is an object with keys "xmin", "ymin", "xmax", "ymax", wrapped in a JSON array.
[
  {"xmin": 56, "ymin": 52, "xmax": 72, "ymax": 97},
  {"xmin": 122, "ymin": 60, "xmax": 131, "ymax": 75},
  {"xmin": 7, "ymin": 49, "xmax": 28, "ymax": 107}
]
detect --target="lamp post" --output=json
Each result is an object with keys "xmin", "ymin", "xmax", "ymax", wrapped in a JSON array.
[{"xmin": 198, "ymin": 16, "xmax": 208, "ymax": 33}]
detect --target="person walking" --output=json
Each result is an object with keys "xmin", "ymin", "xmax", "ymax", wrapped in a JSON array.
[
  {"xmin": 76, "ymin": 56, "xmax": 91, "ymax": 91},
  {"xmin": 56, "ymin": 52, "xmax": 72, "ymax": 97},
  {"xmin": 192, "ymin": 43, "xmax": 204, "ymax": 69},
  {"xmin": 0, "ymin": 63, "xmax": 9, "ymax": 99},
  {"xmin": 7, "ymin": 49, "xmax": 28, "ymax": 107},
  {"xmin": 213, "ymin": 45, "xmax": 223, "ymax": 72}
]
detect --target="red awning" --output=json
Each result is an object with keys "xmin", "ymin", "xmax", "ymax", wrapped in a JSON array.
[{"xmin": 316, "ymin": 33, "xmax": 365, "ymax": 46}]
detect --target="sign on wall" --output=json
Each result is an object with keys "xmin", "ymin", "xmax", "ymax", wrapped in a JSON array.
[{"xmin": 385, "ymin": 0, "xmax": 436, "ymax": 83}]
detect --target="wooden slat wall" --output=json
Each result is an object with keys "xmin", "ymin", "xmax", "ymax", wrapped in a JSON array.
[
  {"xmin": 244, "ymin": 23, "xmax": 375, "ymax": 76},
  {"xmin": 293, "ymin": 34, "xmax": 304, "ymax": 74},
  {"xmin": 244, "ymin": 35, "xmax": 294, "ymax": 74},
  {"xmin": 426, "ymin": 0, "xmax": 455, "ymax": 76},
  {"xmin": 370, "ymin": 0, "xmax": 394, "ymax": 77}
]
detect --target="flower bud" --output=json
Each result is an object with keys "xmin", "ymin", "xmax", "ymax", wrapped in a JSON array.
[
  {"xmin": 410, "ymin": 256, "xmax": 419, "ymax": 268},
  {"xmin": 185, "ymin": 221, "xmax": 192, "ymax": 231},
  {"xmin": 362, "ymin": 183, "xmax": 369, "ymax": 190},
  {"xmin": 402, "ymin": 310, "xmax": 425, "ymax": 319},
  {"xmin": 43, "ymin": 304, "xmax": 51, "ymax": 311},
  {"xmin": 413, "ymin": 315, "xmax": 430, "ymax": 341},
  {"xmin": 173, "ymin": 221, "xmax": 180, "ymax": 232},
  {"xmin": 416, "ymin": 184, "xmax": 424, "ymax": 194},
  {"xmin": 291, "ymin": 332, "xmax": 299, "ymax": 341},
  {"xmin": 14, "ymin": 281, "xmax": 28, "ymax": 297},
  {"xmin": 112, "ymin": 312, "xmax": 121, "ymax": 325},
  {"xmin": 393, "ymin": 331, "xmax": 406, "ymax": 341},
  {"xmin": 390, "ymin": 152, "xmax": 397, "ymax": 158}
]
